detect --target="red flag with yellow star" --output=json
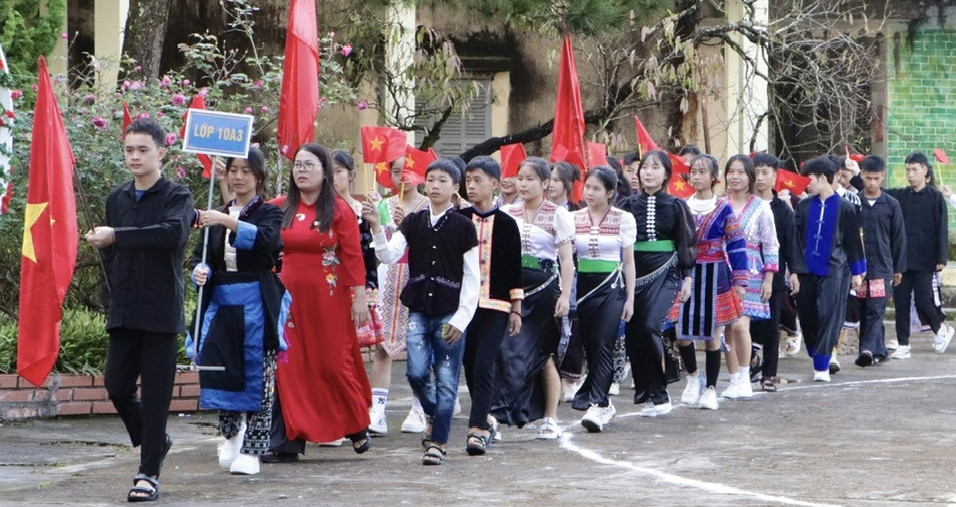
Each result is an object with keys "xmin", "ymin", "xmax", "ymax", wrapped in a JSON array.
[
  {"xmin": 667, "ymin": 175, "xmax": 695, "ymax": 198},
  {"xmin": 18, "ymin": 57, "xmax": 78, "ymax": 387},
  {"xmin": 403, "ymin": 145, "xmax": 436, "ymax": 186},
  {"xmin": 775, "ymin": 169, "xmax": 811, "ymax": 195},
  {"xmin": 361, "ymin": 126, "xmax": 406, "ymax": 190}
]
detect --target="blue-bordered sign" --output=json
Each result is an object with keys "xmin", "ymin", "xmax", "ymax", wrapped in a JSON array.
[{"xmin": 183, "ymin": 109, "xmax": 254, "ymax": 158}]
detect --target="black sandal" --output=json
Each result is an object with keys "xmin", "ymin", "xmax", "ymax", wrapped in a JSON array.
[
  {"xmin": 261, "ymin": 451, "xmax": 299, "ymax": 463},
  {"xmin": 420, "ymin": 416, "xmax": 434, "ymax": 451},
  {"xmin": 465, "ymin": 432, "xmax": 488, "ymax": 456},
  {"xmin": 422, "ymin": 444, "xmax": 446, "ymax": 465},
  {"xmin": 760, "ymin": 378, "xmax": 777, "ymax": 392},
  {"xmin": 347, "ymin": 430, "xmax": 372, "ymax": 454},
  {"xmin": 127, "ymin": 474, "xmax": 159, "ymax": 502}
]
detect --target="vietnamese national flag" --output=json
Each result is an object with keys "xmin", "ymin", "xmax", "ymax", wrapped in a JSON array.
[
  {"xmin": 667, "ymin": 175, "xmax": 695, "ymax": 199},
  {"xmin": 17, "ymin": 57, "xmax": 78, "ymax": 387},
  {"xmin": 550, "ymin": 35, "xmax": 586, "ymax": 202},
  {"xmin": 277, "ymin": 0, "xmax": 319, "ymax": 161},
  {"xmin": 775, "ymin": 169, "xmax": 811, "ymax": 195},
  {"xmin": 403, "ymin": 145, "xmax": 436, "ymax": 186},
  {"xmin": 179, "ymin": 95, "xmax": 213, "ymax": 178},
  {"xmin": 500, "ymin": 143, "xmax": 526, "ymax": 179},
  {"xmin": 121, "ymin": 102, "xmax": 132, "ymax": 139},
  {"xmin": 362, "ymin": 126, "xmax": 406, "ymax": 189},
  {"xmin": 586, "ymin": 141, "xmax": 607, "ymax": 169}
]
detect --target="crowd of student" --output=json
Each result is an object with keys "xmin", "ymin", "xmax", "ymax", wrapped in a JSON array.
[{"xmin": 85, "ymin": 118, "xmax": 951, "ymax": 502}]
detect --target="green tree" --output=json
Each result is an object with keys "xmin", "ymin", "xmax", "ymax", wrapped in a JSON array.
[{"xmin": 0, "ymin": 0, "xmax": 65, "ymax": 85}]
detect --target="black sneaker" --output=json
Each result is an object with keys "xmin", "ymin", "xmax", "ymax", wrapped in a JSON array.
[{"xmin": 855, "ymin": 351, "xmax": 873, "ymax": 368}]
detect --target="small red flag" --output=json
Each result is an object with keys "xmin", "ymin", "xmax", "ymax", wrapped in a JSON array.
[
  {"xmin": 17, "ymin": 56, "xmax": 78, "ymax": 387},
  {"xmin": 775, "ymin": 169, "xmax": 811, "ymax": 195},
  {"xmin": 361, "ymin": 126, "xmax": 405, "ymax": 164},
  {"xmin": 934, "ymin": 148, "xmax": 950, "ymax": 165},
  {"xmin": 586, "ymin": 141, "xmax": 607, "ymax": 169},
  {"xmin": 179, "ymin": 95, "xmax": 213, "ymax": 178},
  {"xmin": 277, "ymin": 0, "xmax": 319, "ymax": 160},
  {"xmin": 403, "ymin": 145, "xmax": 436, "ymax": 186},
  {"xmin": 667, "ymin": 176, "xmax": 695, "ymax": 199},
  {"xmin": 668, "ymin": 153, "xmax": 690, "ymax": 175},
  {"xmin": 121, "ymin": 102, "xmax": 132, "ymax": 139},
  {"xmin": 844, "ymin": 146, "xmax": 865, "ymax": 163},
  {"xmin": 500, "ymin": 143, "xmax": 526, "ymax": 179},
  {"xmin": 550, "ymin": 35, "xmax": 586, "ymax": 202},
  {"xmin": 634, "ymin": 115, "xmax": 658, "ymax": 156}
]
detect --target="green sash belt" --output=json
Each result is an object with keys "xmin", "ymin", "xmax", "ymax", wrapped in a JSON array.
[
  {"xmin": 521, "ymin": 255, "xmax": 555, "ymax": 271},
  {"xmin": 577, "ymin": 258, "xmax": 619, "ymax": 273},
  {"xmin": 634, "ymin": 239, "xmax": 675, "ymax": 252}
]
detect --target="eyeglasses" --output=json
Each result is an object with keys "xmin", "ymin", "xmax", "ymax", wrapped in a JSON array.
[{"xmin": 293, "ymin": 161, "xmax": 320, "ymax": 172}]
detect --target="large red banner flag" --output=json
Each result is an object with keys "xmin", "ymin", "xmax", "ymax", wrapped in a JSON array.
[
  {"xmin": 18, "ymin": 56, "xmax": 78, "ymax": 386},
  {"xmin": 586, "ymin": 141, "xmax": 607, "ymax": 169},
  {"xmin": 179, "ymin": 95, "xmax": 213, "ymax": 178},
  {"xmin": 550, "ymin": 35, "xmax": 586, "ymax": 202},
  {"xmin": 277, "ymin": 0, "xmax": 319, "ymax": 161}
]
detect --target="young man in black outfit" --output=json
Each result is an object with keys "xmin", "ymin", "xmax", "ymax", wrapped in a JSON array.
[{"xmin": 85, "ymin": 118, "xmax": 195, "ymax": 501}]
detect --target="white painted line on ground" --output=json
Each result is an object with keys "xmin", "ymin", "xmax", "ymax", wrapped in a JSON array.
[
  {"xmin": 559, "ymin": 432, "xmax": 839, "ymax": 507},
  {"xmin": 773, "ymin": 373, "xmax": 956, "ymax": 391}
]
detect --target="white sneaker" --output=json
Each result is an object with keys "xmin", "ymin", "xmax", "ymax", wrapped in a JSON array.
[
  {"xmin": 608, "ymin": 382, "xmax": 620, "ymax": 396},
  {"xmin": 886, "ymin": 338, "xmax": 899, "ymax": 350},
  {"xmin": 680, "ymin": 373, "xmax": 703, "ymax": 405},
  {"xmin": 229, "ymin": 453, "xmax": 260, "ymax": 475},
  {"xmin": 934, "ymin": 324, "xmax": 954, "ymax": 353},
  {"xmin": 561, "ymin": 379, "xmax": 582, "ymax": 402},
  {"xmin": 720, "ymin": 378, "xmax": 740, "ymax": 399},
  {"xmin": 698, "ymin": 387, "xmax": 719, "ymax": 410},
  {"xmin": 217, "ymin": 420, "xmax": 246, "ymax": 470},
  {"xmin": 890, "ymin": 344, "xmax": 912, "ymax": 360},
  {"xmin": 813, "ymin": 370, "xmax": 831, "ymax": 382},
  {"xmin": 637, "ymin": 401, "xmax": 672, "ymax": 417},
  {"xmin": 489, "ymin": 415, "xmax": 502, "ymax": 442},
  {"xmin": 401, "ymin": 406, "xmax": 427, "ymax": 433},
  {"xmin": 784, "ymin": 333, "xmax": 802, "ymax": 357},
  {"xmin": 581, "ymin": 404, "xmax": 604, "ymax": 433},
  {"xmin": 536, "ymin": 417, "xmax": 561, "ymax": 440},
  {"xmin": 736, "ymin": 378, "xmax": 754, "ymax": 398},
  {"xmin": 368, "ymin": 407, "xmax": 388, "ymax": 435}
]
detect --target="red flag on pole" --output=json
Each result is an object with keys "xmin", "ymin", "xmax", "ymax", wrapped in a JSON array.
[
  {"xmin": 934, "ymin": 148, "xmax": 950, "ymax": 165},
  {"xmin": 634, "ymin": 115, "xmax": 657, "ymax": 156},
  {"xmin": 667, "ymin": 176, "xmax": 695, "ymax": 199},
  {"xmin": 775, "ymin": 169, "xmax": 811, "ymax": 195},
  {"xmin": 277, "ymin": 0, "xmax": 319, "ymax": 161},
  {"xmin": 500, "ymin": 143, "xmax": 527, "ymax": 179},
  {"xmin": 17, "ymin": 56, "xmax": 78, "ymax": 387},
  {"xmin": 179, "ymin": 95, "xmax": 213, "ymax": 178},
  {"xmin": 361, "ymin": 126, "xmax": 406, "ymax": 190},
  {"xmin": 844, "ymin": 146, "xmax": 865, "ymax": 163},
  {"xmin": 121, "ymin": 102, "xmax": 132, "ymax": 139},
  {"xmin": 550, "ymin": 35, "xmax": 586, "ymax": 202},
  {"xmin": 403, "ymin": 145, "xmax": 436, "ymax": 186}
]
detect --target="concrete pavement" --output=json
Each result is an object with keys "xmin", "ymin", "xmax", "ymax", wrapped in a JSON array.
[{"xmin": 2, "ymin": 329, "xmax": 956, "ymax": 506}]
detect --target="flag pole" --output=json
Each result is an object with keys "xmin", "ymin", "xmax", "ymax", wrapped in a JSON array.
[
  {"xmin": 190, "ymin": 155, "xmax": 225, "ymax": 372},
  {"xmin": 275, "ymin": 151, "xmax": 284, "ymax": 197},
  {"xmin": 72, "ymin": 171, "xmax": 110, "ymax": 295}
]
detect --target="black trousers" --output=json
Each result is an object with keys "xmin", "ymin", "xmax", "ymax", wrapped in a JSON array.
[
  {"xmin": 795, "ymin": 274, "xmax": 850, "ymax": 358},
  {"xmin": 894, "ymin": 271, "xmax": 942, "ymax": 345},
  {"xmin": 463, "ymin": 308, "xmax": 509, "ymax": 430},
  {"xmin": 750, "ymin": 288, "xmax": 783, "ymax": 378},
  {"xmin": 269, "ymin": 391, "xmax": 306, "ymax": 454},
  {"xmin": 626, "ymin": 268, "xmax": 680, "ymax": 406},
  {"xmin": 104, "ymin": 328, "xmax": 178, "ymax": 477},
  {"xmin": 571, "ymin": 272, "xmax": 626, "ymax": 410},
  {"xmin": 856, "ymin": 281, "xmax": 890, "ymax": 359}
]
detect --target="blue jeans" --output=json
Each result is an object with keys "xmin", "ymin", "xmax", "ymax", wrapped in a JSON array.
[{"xmin": 406, "ymin": 312, "xmax": 466, "ymax": 445}]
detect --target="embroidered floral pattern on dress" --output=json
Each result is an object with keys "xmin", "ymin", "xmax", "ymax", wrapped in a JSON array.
[{"xmin": 322, "ymin": 244, "xmax": 340, "ymax": 295}]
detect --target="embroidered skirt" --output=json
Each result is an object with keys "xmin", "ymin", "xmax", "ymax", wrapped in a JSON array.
[{"xmin": 679, "ymin": 262, "xmax": 742, "ymax": 340}]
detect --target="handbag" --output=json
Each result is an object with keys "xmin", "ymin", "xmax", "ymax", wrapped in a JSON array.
[{"xmin": 356, "ymin": 303, "xmax": 385, "ymax": 348}]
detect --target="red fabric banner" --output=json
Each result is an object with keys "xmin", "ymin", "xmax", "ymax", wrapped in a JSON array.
[
  {"xmin": 18, "ymin": 57, "xmax": 78, "ymax": 387},
  {"xmin": 550, "ymin": 35, "xmax": 586, "ymax": 202},
  {"xmin": 500, "ymin": 143, "xmax": 526, "ymax": 179},
  {"xmin": 775, "ymin": 169, "xmax": 811, "ymax": 195},
  {"xmin": 277, "ymin": 0, "xmax": 319, "ymax": 161}
]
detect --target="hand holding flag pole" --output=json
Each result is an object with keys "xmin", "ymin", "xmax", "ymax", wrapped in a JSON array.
[{"xmin": 188, "ymin": 154, "xmax": 226, "ymax": 372}]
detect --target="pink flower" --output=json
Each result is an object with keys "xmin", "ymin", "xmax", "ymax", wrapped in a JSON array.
[
  {"xmin": 156, "ymin": 111, "xmax": 164, "ymax": 117},
  {"xmin": 198, "ymin": 88, "xmax": 208, "ymax": 97},
  {"xmin": 182, "ymin": 79, "xmax": 191, "ymax": 86},
  {"xmin": 340, "ymin": 44, "xmax": 353, "ymax": 56},
  {"xmin": 260, "ymin": 106, "xmax": 269, "ymax": 113},
  {"xmin": 122, "ymin": 80, "xmax": 131, "ymax": 91},
  {"xmin": 281, "ymin": 144, "xmax": 290, "ymax": 155},
  {"xmin": 129, "ymin": 81, "xmax": 143, "ymax": 91},
  {"xmin": 134, "ymin": 65, "xmax": 142, "ymax": 72},
  {"xmin": 61, "ymin": 32, "xmax": 68, "ymax": 40},
  {"xmin": 165, "ymin": 133, "xmax": 178, "ymax": 146},
  {"xmin": 5, "ymin": 110, "xmax": 14, "ymax": 119},
  {"xmin": 160, "ymin": 75, "xmax": 171, "ymax": 88},
  {"xmin": 356, "ymin": 100, "xmax": 368, "ymax": 111},
  {"xmin": 31, "ymin": 84, "xmax": 38, "ymax": 91},
  {"xmin": 92, "ymin": 116, "xmax": 107, "ymax": 129},
  {"xmin": 244, "ymin": 107, "xmax": 253, "ymax": 114},
  {"xmin": 329, "ymin": 31, "xmax": 336, "ymax": 38},
  {"xmin": 176, "ymin": 166, "xmax": 186, "ymax": 179},
  {"xmin": 318, "ymin": 97, "xmax": 328, "ymax": 108},
  {"xmin": 136, "ymin": 112, "xmax": 150, "ymax": 119},
  {"xmin": 171, "ymin": 93, "xmax": 186, "ymax": 106},
  {"xmin": 90, "ymin": 57, "xmax": 101, "ymax": 71},
  {"xmin": 252, "ymin": 80, "xmax": 263, "ymax": 87},
  {"xmin": 82, "ymin": 93, "xmax": 96, "ymax": 104},
  {"xmin": 11, "ymin": 89, "xmax": 23, "ymax": 100}
]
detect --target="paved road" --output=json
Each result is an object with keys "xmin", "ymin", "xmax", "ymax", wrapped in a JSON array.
[{"xmin": 2, "ymin": 331, "xmax": 956, "ymax": 506}]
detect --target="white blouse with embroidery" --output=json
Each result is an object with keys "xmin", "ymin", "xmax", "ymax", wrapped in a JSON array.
[
  {"xmin": 505, "ymin": 200, "xmax": 574, "ymax": 261},
  {"xmin": 571, "ymin": 207, "xmax": 637, "ymax": 261}
]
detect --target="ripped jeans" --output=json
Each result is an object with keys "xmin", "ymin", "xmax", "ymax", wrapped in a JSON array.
[{"xmin": 405, "ymin": 312, "xmax": 466, "ymax": 445}]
